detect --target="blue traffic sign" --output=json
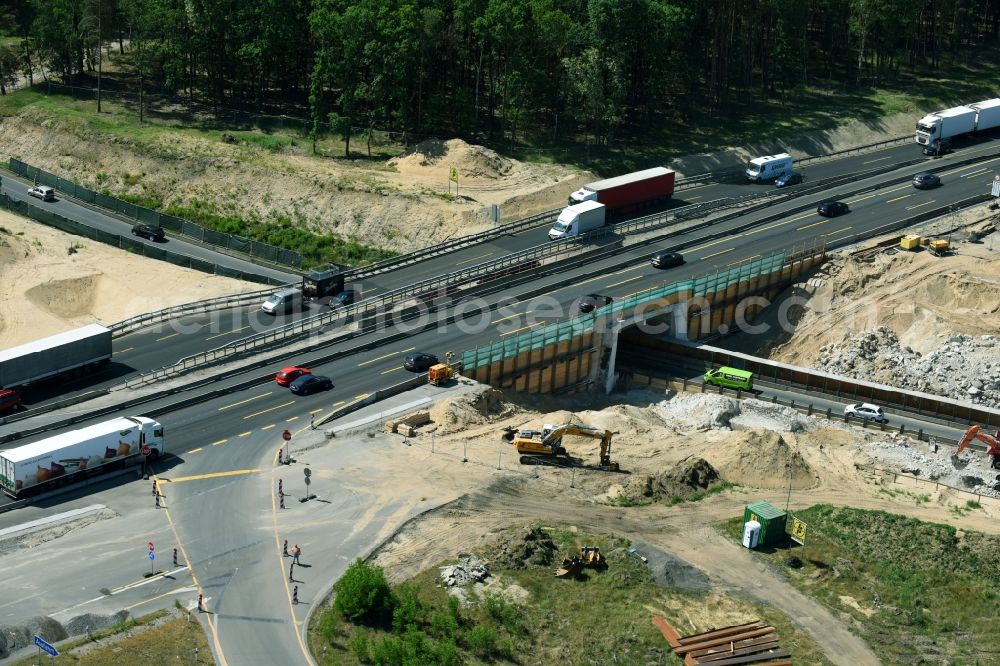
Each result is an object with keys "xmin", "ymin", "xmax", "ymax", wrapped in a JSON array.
[
  {"xmin": 149, "ymin": 551, "xmax": 155, "ymax": 560},
  {"xmin": 34, "ymin": 635, "xmax": 59, "ymax": 656}
]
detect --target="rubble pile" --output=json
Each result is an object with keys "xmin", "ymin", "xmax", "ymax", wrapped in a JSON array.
[
  {"xmin": 654, "ymin": 394, "xmax": 811, "ymax": 433},
  {"xmin": 866, "ymin": 438, "xmax": 1000, "ymax": 499},
  {"xmin": 817, "ymin": 328, "xmax": 1000, "ymax": 408},
  {"xmin": 439, "ymin": 554, "xmax": 490, "ymax": 587},
  {"xmin": 486, "ymin": 525, "xmax": 558, "ymax": 570}
]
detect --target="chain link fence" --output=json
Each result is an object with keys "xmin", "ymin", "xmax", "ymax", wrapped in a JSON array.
[{"xmin": 9, "ymin": 158, "xmax": 302, "ymax": 268}]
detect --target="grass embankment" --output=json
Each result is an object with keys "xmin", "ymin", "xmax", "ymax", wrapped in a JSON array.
[
  {"xmin": 0, "ymin": 90, "xmax": 397, "ymax": 268},
  {"xmin": 722, "ymin": 504, "xmax": 1000, "ymax": 665},
  {"xmin": 309, "ymin": 527, "xmax": 832, "ymax": 665},
  {"xmin": 10, "ymin": 609, "xmax": 214, "ymax": 665}
]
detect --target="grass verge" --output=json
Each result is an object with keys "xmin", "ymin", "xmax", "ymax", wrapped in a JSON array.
[
  {"xmin": 308, "ymin": 526, "xmax": 833, "ymax": 665},
  {"xmin": 10, "ymin": 609, "xmax": 214, "ymax": 665},
  {"xmin": 720, "ymin": 504, "xmax": 1000, "ymax": 665}
]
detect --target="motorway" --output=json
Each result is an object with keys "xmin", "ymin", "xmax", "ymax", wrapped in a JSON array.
[
  {"xmin": 2, "ymin": 137, "xmax": 1000, "ymax": 663},
  {"xmin": 8, "ymin": 138, "xmax": 999, "ymax": 418}
]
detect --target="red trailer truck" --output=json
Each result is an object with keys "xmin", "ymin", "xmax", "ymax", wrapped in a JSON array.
[{"xmin": 567, "ymin": 167, "xmax": 675, "ymax": 218}]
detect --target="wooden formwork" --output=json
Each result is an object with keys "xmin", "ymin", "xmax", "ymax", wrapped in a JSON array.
[{"xmin": 462, "ymin": 331, "xmax": 594, "ymax": 394}]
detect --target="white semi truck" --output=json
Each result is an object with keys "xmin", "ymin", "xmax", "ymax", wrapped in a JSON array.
[
  {"xmin": 915, "ymin": 98, "xmax": 1000, "ymax": 148},
  {"xmin": 0, "ymin": 416, "xmax": 164, "ymax": 498}
]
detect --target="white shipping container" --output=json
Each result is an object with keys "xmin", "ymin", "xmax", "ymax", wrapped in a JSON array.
[{"xmin": 0, "ymin": 416, "xmax": 164, "ymax": 497}]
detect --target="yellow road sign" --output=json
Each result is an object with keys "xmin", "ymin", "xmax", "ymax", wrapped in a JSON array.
[
  {"xmin": 449, "ymin": 165, "xmax": 458, "ymax": 183},
  {"xmin": 791, "ymin": 517, "xmax": 807, "ymax": 544}
]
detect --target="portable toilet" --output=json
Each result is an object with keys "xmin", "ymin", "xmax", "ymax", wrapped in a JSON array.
[
  {"xmin": 742, "ymin": 520, "xmax": 761, "ymax": 549},
  {"xmin": 743, "ymin": 501, "xmax": 787, "ymax": 547}
]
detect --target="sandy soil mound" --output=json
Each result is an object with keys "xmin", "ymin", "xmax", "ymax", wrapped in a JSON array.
[
  {"xmin": 390, "ymin": 138, "xmax": 513, "ymax": 181},
  {"xmin": 0, "ymin": 210, "xmax": 259, "ymax": 346},
  {"xmin": 429, "ymin": 387, "xmax": 513, "ymax": 433},
  {"xmin": 619, "ymin": 457, "xmax": 722, "ymax": 503},
  {"xmin": 703, "ymin": 430, "xmax": 815, "ymax": 491},
  {"xmin": 483, "ymin": 525, "xmax": 558, "ymax": 570}
]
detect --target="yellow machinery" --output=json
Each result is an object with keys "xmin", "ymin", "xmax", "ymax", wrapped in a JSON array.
[
  {"xmin": 427, "ymin": 364, "xmax": 453, "ymax": 386},
  {"xmin": 510, "ymin": 423, "xmax": 619, "ymax": 471},
  {"xmin": 927, "ymin": 238, "xmax": 950, "ymax": 256},
  {"xmin": 900, "ymin": 234, "xmax": 921, "ymax": 250}
]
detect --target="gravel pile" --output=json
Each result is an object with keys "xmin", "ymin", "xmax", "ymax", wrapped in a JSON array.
[
  {"xmin": 654, "ymin": 394, "xmax": 811, "ymax": 433},
  {"xmin": 440, "ymin": 554, "xmax": 490, "ymax": 587},
  {"xmin": 864, "ymin": 437, "xmax": 1000, "ymax": 499},
  {"xmin": 817, "ymin": 327, "xmax": 1000, "ymax": 408}
]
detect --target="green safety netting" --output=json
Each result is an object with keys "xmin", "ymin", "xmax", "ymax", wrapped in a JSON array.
[{"xmin": 462, "ymin": 250, "xmax": 789, "ymax": 371}]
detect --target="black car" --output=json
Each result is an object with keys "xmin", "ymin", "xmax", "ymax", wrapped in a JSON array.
[
  {"xmin": 132, "ymin": 224, "xmax": 166, "ymax": 241},
  {"xmin": 403, "ymin": 352, "xmax": 438, "ymax": 372},
  {"xmin": 912, "ymin": 172, "xmax": 941, "ymax": 189},
  {"xmin": 328, "ymin": 290, "xmax": 358, "ymax": 308},
  {"xmin": 774, "ymin": 172, "xmax": 803, "ymax": 188},
  {"xmin": 577, "ymin": 294, "xmax": 613, "ymax": 314},
  {"xmin": 922, "ymin": 139, "xmax": 952, "ymax": 157},
  {"xmin": 816, "ymin": 201, "xmax": 849, "ymax": 217},
  {"xmin": 650, "ymin": 251, "xmax": 684, "ymax": 269},
  {"xmin": 289, "ymin": 374, "xmax": 333, "ymax": 395}
]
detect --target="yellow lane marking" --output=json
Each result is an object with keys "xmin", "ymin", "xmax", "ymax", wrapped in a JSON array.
[
  {"xmin": 125, "ymin": 586, "xmax": 190, "ymax": 611},
  {"xmin": 863, "ymin": 156, "xmax": 892, "ymax": 164},
  {"xmin": 116, "ymin": 347, "xmax": 133, "ymax": 354},
  {"xmin": 238, "ymin": 431, "xmax": 252, "ymax": 437},
  {"xmin": 825, "ymin": 226, "xmax": 853, "ymax": 237},
  {"xmin": 730, "ymin": 255, "xmax": 759, "ymax": 266},
  {"xmin": 156, "ymin": 332, "xmax": 180, "ymax": 342},
  {"xmin": 605, "ymin": 275, "xmax": 644, "ymax": 289},
  {"xmin": 493, "ymin": 311, "xmax": 527, "ymax": 325},
  {"xmin": 262, "ymin": 424, "xmax": 276, "ymax": 430},
  {"xmin": 886, "ymin": 194, "xmax": 912, "ymax": 203},
  {"xmin": 205, "ymin": 325, "xmax": 251, "ymax": 341},
  {"xmin": 500, "ymin": 322, "xmax": 544, "ymax": 337},
  {"xmin": 686, "ymin": 195, "xmax": 703, "ymax": 201},
  {"xmin": 611, "ymin": 264, "xmax": 646, "ymax": 276},
  {"xmin": 905, "ymin": 200, "xmax": 936, "ymax": 210},
  {"xmin": 167, "ymin": 469, "xmax": 261, "ymax": 483},
  {"xmin": 187, "ymin": 448, "xmax": 202, "ymax": 454},
  {"xmin": 155, "ymin": 473, "xmax": 229, "ymax": 665},
  {"xmin": 354, "ymin": 393, "xmax": 369, "ymax": 400},
  {"xmin": 358, "ymin": 347, "xmax": 414, "ymax": 366},
  {"xmin": 331, "ymin": 402, "xmax": 344, "ymax": 408},
  {"xmin": 218, "ymin": 392, "xmax": 271, "ymax": 411},
  {"xmin": 701, "ymin": 248, "xmax": 734, "ymax": 261},
  {"xmin": 797, "ymin": 220, "xmax": 826, "ymax": 231},
  {"xmin": 382, "ymin": 367, "xmax": 403, "ymax": 375},
  {"xmin": 270, "ymin": 450, "xmax": 312, "ymax": 660},
  {"xmin": 573, "ymin": 274, "xmax": 606, "ymax": 286},
  {"xmin": 311, "ymin": 408, "xmax": 325, "ymax": 414},
  {"xmin": 455, "ymin": 252, "xmax": 495, "ymax": 266},
  {"xmin": 960, "ymin": 167, "xmax": 990, "ymax": 178},
  {"xmin": 285, "ymin": 416, "xmax": 299, "ymax": 422},
  {"xmin": 211, "ymin": 439, "xmax": 226, "ymax": 447},
  {"xmin": 243, "ymin": 400, "xmax": 296, "ymax": 419}
]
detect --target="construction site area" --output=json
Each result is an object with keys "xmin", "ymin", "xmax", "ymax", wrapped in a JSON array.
[{"xmin": 306, "ymin": 206, "xmax": 1000, "ymax": 666}]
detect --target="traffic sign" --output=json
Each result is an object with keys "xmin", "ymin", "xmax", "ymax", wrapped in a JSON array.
[
  {"xmin": 149, "ymin": 551, "xmax": 155, "ymax": 561},
  {"xmin": 790, "ymin": 517, "xmax": 808, "ymax": 545},
  {"xmin": 148, "ymin": 541, "xmax": 155, "ymax": 552},
  {"xmin": 141, "ymin": 445, "xmax": 151, "ymax": 457},
  {"xmin": 34, "ymin": 635, "xmax": 59, "ymax": 657},
  {"xmin": 992, "ymin": 174, "xmax": 1000, "ymax": 197},
  {"xmin": 282, "ymin": 429, "xmax": 292, "ymax": 441}
]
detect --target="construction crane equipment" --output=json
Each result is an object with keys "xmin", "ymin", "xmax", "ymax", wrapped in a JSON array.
[
  {"xmin": 956, "ymin": 425, "xmax": 1000, "ymax": 469},
  {"xmin": 510, "ymin": 423, "xmax": 619, "ymax": 471}
]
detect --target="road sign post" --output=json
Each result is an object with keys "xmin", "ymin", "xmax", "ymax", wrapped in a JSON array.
[
  {"xmin": 282, "ymin": 429, "xmax": 292, "ymax": 464},
  {"xmin": 303, "ymin": 467, "xmax": 311, "ymax": 501},
  {"xmin": 992, "ymin": 174, "xmax": 1000, "ymax": 198},
  {"xmin": 34, "ymin": 635, "xmax": 59, "ymax": 658}
]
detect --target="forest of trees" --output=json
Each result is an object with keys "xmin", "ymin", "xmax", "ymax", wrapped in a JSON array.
[{"xmin": 2, "ymin": 0, "xmax": 1000, "ymax": 149}]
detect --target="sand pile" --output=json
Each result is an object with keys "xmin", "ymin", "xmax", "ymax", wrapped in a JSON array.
[
  {"xmin": 702, "ymin": 430, "xmax": 816, "ymax": 491},
  {"xmin": 619, "ymin": 457, "xmax": 722, "ymax": 503},
  {"xmin": 389, "ymin": 138, "xmax": 513, "ymax": 181},
  {"xmin": 430, "ymin": 387, "xmax": 513, "ymax": 433}
]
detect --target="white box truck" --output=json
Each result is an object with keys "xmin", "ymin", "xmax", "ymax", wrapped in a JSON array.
[
  {"xmin": 745, "ymin": 153, "xmax": 794, "ymax": 183},
  {"xmin": 970, "ymin": 98, "xmax": 1000, "ymax": 132},
  {"xmin": 0, "ymin": 324, "xmax": 112, "ymax": 389},
  {"xmin": 548, "ymin": 201, "xmax": 606, "ymax": 240},
  {"xmin": 915, "ymin": 105, "xmax": 977, "ymax": 146},
  {"xmin": 0, "ymin": 416, "xmax": 164, "ymax": 498}
]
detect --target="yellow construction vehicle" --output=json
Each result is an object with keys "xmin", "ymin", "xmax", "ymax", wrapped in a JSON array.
[
  {"xmin": 510, "ymin": 423, "xmax": 619, "ymax": 471},
  {"xmin": 427, "ymin": 363, "xmax": 453, "ymax": 386}
]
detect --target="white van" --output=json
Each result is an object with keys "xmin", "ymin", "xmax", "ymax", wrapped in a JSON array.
[
  {"xmin": 746, "ymin": 153, "xmax": 794, "ymax": 183},
  {"xmin": 261, "ymin": 287, "xmax": 303, "ymax": 315}
]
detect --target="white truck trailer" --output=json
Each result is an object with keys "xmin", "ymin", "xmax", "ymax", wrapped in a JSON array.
[
  {"xmin": 970, "ymin": 98, "xmax": 1000, "ymax": 132},
  {"xmin": 548, "ymin": 201, "xmax": 606, "ymax": 240},
  {"xmin": 0, "ymin": 416, "xmax": 164, "ymax": 497},
  {"xmin": 0, "ymin": 324, "xmax": 113, "ymax": 389},
  {"xmin": 915, "ymin": 105, "xmax": 977, "ymax": 147}
]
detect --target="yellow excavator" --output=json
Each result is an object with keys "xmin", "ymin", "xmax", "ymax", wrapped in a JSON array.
[{"xmin": 509, "ymin": 423, "xmax": 619, "ymax": 471}]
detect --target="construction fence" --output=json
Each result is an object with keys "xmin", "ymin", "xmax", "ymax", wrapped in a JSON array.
[
  {"xmin": 8, "ymin": 158, "xmax": 302, "ymax": 268},
  {"xmin": 0, "ymin": 192, "xmax": 286, "ymax": 285}
]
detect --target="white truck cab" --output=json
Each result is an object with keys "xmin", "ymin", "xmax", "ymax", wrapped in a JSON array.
[{"xmin": 746, "ymin": 153, "xmax": 794, "ymax": 183}]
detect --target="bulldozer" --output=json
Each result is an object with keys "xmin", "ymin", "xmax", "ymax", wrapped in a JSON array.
[
  {"xmin": 509, "ymin": 423, "xmax": 619, "ymax": 471},
  {"xmin": 956, "ymin": 425, "xmax": 1000, "ymax": 469}
]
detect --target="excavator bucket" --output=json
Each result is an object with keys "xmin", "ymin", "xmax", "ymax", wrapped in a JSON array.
[{"xmin": 554, "ymin": 556, "xmax": 582, "ymax": 578}]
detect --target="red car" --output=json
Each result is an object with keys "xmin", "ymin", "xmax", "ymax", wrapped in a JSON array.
[
  {"xmin": 275, "ymin": 367, "xmax": 311, "ymax": 386},
  {"xmin": 0, "ymin": 389, "xmax": 22, "ymax": 414}
]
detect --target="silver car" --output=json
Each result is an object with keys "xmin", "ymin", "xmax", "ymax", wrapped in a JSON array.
[{"xmin": 28, "ymin": 185, "xmax": 55, "ymax": 201}]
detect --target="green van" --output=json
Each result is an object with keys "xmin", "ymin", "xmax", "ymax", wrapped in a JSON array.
[{"xmin": 703, "ymin": 366, "xmax": 753, "ymax": 391}]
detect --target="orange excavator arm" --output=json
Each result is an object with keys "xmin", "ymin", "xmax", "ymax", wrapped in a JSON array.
[{"xmin": 956, "ymin": 425, "xmax": 1000, "ymax": 460}]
